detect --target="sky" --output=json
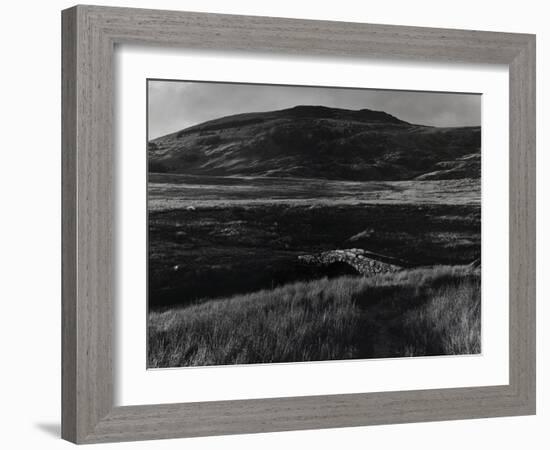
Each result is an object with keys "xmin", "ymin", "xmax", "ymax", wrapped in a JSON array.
[{"xmin": 148, "ymin": 80, "xmax": 481, "ymax": 140}]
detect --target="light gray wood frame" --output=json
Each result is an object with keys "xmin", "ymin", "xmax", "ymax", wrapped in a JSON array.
[{"xmin": 62, "ymin": 5, "xmax": 536, "ymax": 444}]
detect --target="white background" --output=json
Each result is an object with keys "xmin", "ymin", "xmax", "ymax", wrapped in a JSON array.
[
  {"xmin": 116, "ymin": 47, "xmax": 509, "ymax": 405},
  {"xmin": 0, "ymin": 0, "xmax": 546, "ymax": 449}
]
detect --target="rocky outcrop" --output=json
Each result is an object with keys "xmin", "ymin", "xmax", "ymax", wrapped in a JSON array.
[{"xmin": 298, "ymin": 248, "xmax": 403, "ymax": 275}]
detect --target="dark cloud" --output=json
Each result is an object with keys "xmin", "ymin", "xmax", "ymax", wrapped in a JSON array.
[{"xmin": 148, "ymin": 80, "xmax": 480, "ymax": 139}]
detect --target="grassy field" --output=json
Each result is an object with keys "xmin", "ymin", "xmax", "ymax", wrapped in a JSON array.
[
  {"xmin": 147, "ymin": 173, "xmax": 481, "ymax": 366},
  {"xmin": 148, "ymin": 265, "xmax": 481, "ymax": 367},
  {"xmin": 148, "ymin": 173, "xmax": 480, "ymax": 211}
]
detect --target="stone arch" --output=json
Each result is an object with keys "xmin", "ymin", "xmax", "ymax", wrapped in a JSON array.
[{"xmin": 324, "ymin": 261, "xmax": 362, "ymax": 278}]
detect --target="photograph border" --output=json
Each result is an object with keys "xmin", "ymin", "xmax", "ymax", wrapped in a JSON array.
[{"xmin": 62, "ymin": 5, "xmax": 535, "ymax": 443}]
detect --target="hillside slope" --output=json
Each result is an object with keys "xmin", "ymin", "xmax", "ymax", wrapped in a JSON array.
[
  {"xmin": 148, "ymin": 266, "xmax": 481, "ymax": 367},
  {"xmin": 149, "ymin": 105, "xmax": 481, "ymax": 181}
]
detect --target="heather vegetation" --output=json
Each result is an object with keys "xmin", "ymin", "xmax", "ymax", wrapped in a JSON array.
[{"xmin": 148, "ymin": 198, "xmax": 480, "ymax": 308}]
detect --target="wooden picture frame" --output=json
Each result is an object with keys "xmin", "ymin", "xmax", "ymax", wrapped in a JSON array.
[{"xmin": 62, "ymin": 5, "xmax": 536, "ymax": 444}]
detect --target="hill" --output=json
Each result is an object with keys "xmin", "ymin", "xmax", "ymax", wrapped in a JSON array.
[{"xmin": 148, "ymin": 105, "xmax": 481, "ymax": 181}]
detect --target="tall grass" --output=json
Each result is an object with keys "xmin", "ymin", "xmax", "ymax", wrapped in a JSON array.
[
  {"xmin": 400, "ymin": 281, "xmax": 481, "ymax": 356},
  {"xmin": 148, "ymin": 266, "xmax": 480, "ymax": 368}
]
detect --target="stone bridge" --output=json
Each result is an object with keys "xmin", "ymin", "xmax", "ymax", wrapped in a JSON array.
[{"xmin": 298, "ymin": 248, "xmax": 404, "ymax": 275}]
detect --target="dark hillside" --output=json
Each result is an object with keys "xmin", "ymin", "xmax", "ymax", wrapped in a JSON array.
[{"xmin": 149, "ymin": 105, "xmax": 481, "ymax": 181}]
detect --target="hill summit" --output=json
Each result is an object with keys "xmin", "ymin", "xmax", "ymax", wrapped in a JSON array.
[{"xmin": 149, "ymin": 105, "xmax": 481, "ymax": 181}]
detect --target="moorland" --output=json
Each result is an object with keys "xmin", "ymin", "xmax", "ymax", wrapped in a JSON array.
[{"xmin": 147, "ymin": 105, "xmax": 482, "ymax": 367}]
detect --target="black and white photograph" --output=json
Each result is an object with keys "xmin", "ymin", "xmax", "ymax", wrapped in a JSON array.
[
  {"xmin": 146, "ymin": 80, "xmax": 482, "ymax": 369},
  {"xmin": 2, "ymin": 0, "xmax": 544, "ymax": 447}
]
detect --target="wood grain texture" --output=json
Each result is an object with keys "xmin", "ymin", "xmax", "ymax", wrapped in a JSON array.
[
  {"xmin": 61, "ymin": 7, "xmax": 77, "ymax": 443},
  {"xmin": 61, "ymin": 5, "xmax": 536, "ymax": 444},
  {"xmin": 62, "ymin": 5, "xmax": 114, "ymax": 442},
  {"xmin": 508, "ymin": 36, "xmax": 536, "ymax": 409}
]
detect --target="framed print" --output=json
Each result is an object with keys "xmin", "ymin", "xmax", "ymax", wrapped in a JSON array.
[
  {"xmin": 146, "ymin": 81, "xmax": 484, "ymax": 369},
  {"xmin": 61, "ymin": 5, "xmax": 536, "ymax": 444}
]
